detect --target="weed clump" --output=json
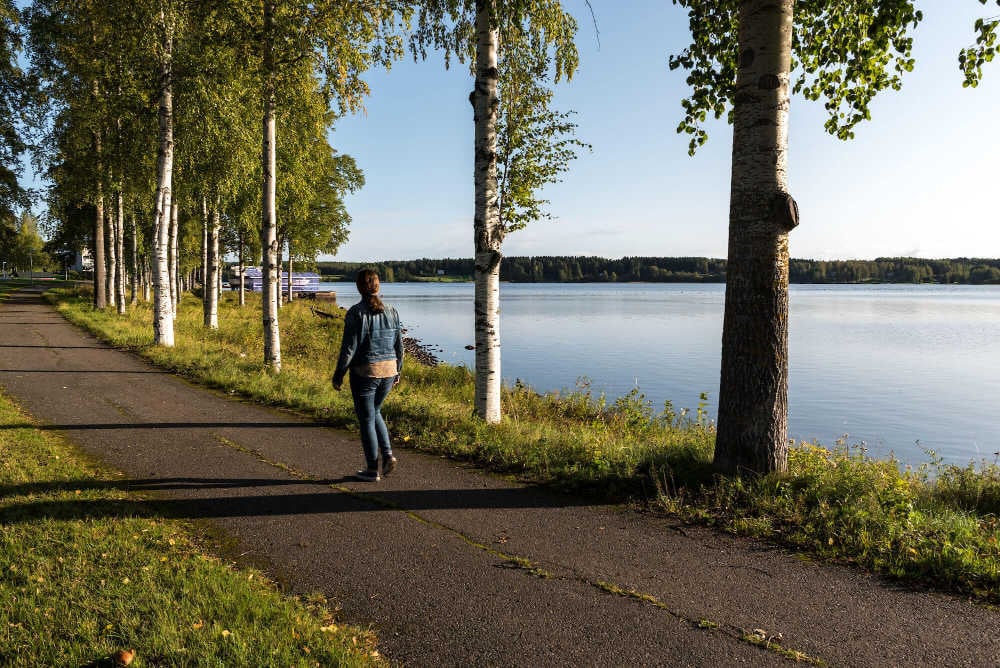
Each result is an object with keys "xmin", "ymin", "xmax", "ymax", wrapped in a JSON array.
[{"xmin": 686, "ymin": 442, "xmax": 1000, "ymax": 601}]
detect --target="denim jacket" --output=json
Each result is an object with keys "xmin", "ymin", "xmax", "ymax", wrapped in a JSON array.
[{"xmin": 332, "ymin": 300, "xmax": 403, "ymax": 385}]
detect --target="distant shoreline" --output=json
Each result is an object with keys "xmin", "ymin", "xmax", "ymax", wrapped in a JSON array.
[
  {"xmin": 317, "ymin": 256, "xmax": 1000, "ymax": 286},
  {"xmin": 322, "ymin": 278, "xmax": 1000, "ymax": 286}
]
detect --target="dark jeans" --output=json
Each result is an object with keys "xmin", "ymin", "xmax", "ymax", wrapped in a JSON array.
[{"xmin": 350, "ymin": 373, "xmax": 395, "ymax": 470}]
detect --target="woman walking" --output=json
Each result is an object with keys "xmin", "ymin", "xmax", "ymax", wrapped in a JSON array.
[{"xmin": 332, "ymin": 269, "xmax": 403, "ymax": 481}]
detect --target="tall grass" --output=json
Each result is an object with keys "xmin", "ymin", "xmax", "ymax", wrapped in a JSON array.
[
  {"xmin": 46, "ymin": 287, "xmax": 1000, "ymax": 602},
  {"xmin": 694, "ymin": 442, "xmax": 1000, "ymax": 600}
]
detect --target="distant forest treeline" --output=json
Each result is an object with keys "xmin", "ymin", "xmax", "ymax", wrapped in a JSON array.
[{"xmin": 316, "ymin": 256, "xmax": 1000, "ymax": 284}]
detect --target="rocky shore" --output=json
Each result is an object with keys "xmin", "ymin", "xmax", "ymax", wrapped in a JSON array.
[{"xmin": 403, "ymin": 335, "xmax": 441, "ymax": 367}]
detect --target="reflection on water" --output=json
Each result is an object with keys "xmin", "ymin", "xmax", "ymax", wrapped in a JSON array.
[{"xmin": 326, "ymin": 282, "xmax": 1000, "ymax": 466}]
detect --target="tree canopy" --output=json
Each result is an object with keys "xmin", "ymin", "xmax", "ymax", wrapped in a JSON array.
[
  {"xmin": 668, "ymin": 0, "xmax": 923, "ymax": 154},
  {"xmin": 0, "ymin": 1, "xmax": 32, "ymax": 225},
  {"xmin": 961, "ymin": 0, "xmax": 1000, "ymax": 86}
]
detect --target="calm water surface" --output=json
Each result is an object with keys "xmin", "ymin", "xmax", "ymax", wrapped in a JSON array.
[{"xmin": 325, "ymin": 281, "xmax": 1000, "ymax": 466}]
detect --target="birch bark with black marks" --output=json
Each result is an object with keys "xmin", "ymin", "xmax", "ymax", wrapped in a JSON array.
[
  {"xmin": 105, "ymin": 183, "xmax": 117, "ymax": 309},
  {"xmin": 152, "ymin": 21, "xmax": 175, "ymax": 347},
  {"xmin": 115, "ymin": 189, "xmax": 126, "ymax": 313},
  {"xmin": 129, "ymin": 213, "xmax": 138, "ymax": 304},
  {"xmin": 143, "ymin": 255, "xmax": 151, "ymax": 302},
  {"xmin": 169, "ymin": 196, "xmax": 178, "ymax": 318},
  {"xmin": 471, "ymin": 0, "xmax": 502, "ymax": 423},
  {"xmin": 714, "ymin": 0, "xmax": 794, "ymax": 475},
  {"xmin": 277, "ymin": 234, "xmax": 285, "ymax": 306},
  {"xmin": 260, "ymin": 0, "xmax": 281, "ymax": 372},
  {"xmin": 93, "ymin": 132, "xmax": 106, "ymax": 310},
  {"xmin": 205, "ymin": 197, "xmax": 220, "ymax": 329},
  {"xmin": 201, "ymin": 194, "xmax": 208, "ymax": 297},
  {"xmin": 238, "ymin": 230, "xmax": 246, "ymax": 306},
  {"xmin": 201, "ymin": 195, "xmax": 210, "ymax": 326}
]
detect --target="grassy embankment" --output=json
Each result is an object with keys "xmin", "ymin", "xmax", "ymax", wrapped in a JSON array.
[
  {"xmin": 47, "ymin": 285, "xmax": 1000, "ymax": 604},
  {"xmin": 0, "ymin": 282, "xmax": 382, "ymax": 667}
]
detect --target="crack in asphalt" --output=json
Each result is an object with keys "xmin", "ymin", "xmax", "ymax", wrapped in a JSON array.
[{"xmin": 208, "ymin": 432, "xmax": 829, "ymax": 666}]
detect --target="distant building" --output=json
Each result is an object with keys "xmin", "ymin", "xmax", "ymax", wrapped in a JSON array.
[
  {"xmin": 71, "ymin": 245, "xmax": 94, "ymax": 272},
  {"xmin": 236, "ymin": 267, "xmax": 321, "ymax": 294}
]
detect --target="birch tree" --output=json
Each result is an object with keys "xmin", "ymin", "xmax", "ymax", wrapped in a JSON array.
[
  {"xmin": 470, "ymin": 2, "xmax": 503, "ymax": 422},
  {"xmin": 10, "ymin": 211, "xmax": 45, "ymax": 272},
  {"xmin": 275, "ymin": 86, "xmax": 361, "ymax": 290},
  {"xmin": 27, "ymin": 0, "xmax": 159, "ymax": 315},
  {"xmin": 174, "ymin": 13, "xmax": 257, "ymax": 329},
  {"xmin": 412, "ymin": 0, "xmax": 580, "ymax": 422},
  {"xmin": 27, "ymin": 0, "xmax": 115, "ymax": 308},
  {"xmin": 669, "ymin": 0, "xmax": 923, "ymax": 474},
  {"xmin": 260, "ymin": 0, "xmax": 281, "ymax": 366},
  {"xmin": 204, "ymin": 0, "xmax": 406, "ymax": 371},
  {"xmin": 130, "ymin": 210, "xmax": 140, "ymax": 303},
  {"xmin": 150, "ymin": 4, "xmax": 178, "ymax": 345},
  {"xmin": 0, "ymin": 1, "xmax": 31, "ymax": 244},
  {"xmin": 268, "ymin": 61, "xmax": 358, "ymax": 303}
]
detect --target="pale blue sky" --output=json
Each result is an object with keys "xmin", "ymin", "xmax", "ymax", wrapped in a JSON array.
[{"xmin": 330, "ymin": 1, "xmax": 1000, "ymax": 262}]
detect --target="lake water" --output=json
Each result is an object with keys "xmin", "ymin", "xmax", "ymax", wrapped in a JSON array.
[{"xmin": 323, "ymin": 281, "xmax": 1000, "ymax": 466}]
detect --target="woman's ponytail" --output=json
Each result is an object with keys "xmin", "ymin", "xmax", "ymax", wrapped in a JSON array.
[{"xmin": 355, "ymin": 268, "xmax": 385, "ymax": 313}]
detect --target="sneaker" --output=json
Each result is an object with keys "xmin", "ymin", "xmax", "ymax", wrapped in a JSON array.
[
  {"xmin": 354, "ymin": 469, "xmax": 380, "ymax": 482},
  {"xmin": 382, "ymin": 455, "xmax": 397, "ymax": 477}
]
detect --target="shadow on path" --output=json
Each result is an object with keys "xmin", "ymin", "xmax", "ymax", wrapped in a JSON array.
[
  {"xmin": 0, "ymin": 321, "xmax": 75, "ymax": 326},
  {"xmin": 0, "ymin": 309, "xmax": 57, "ymax": 314},
  {"xmin": 0, "ymin": 477, "xmax": 597, "ymax": 524},
  {"xmin": 0, "ymin": 369, "xmax": 169, "ymax": 375},
  {"xmin": 0, "ymin": 344, "xmax": 111, "ymax": 350},
  {"xmin": 0, "ymin": 421, "xmax": 328, "ymax": 431}
]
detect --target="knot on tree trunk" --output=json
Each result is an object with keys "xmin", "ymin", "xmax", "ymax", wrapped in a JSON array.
[
  {"xmin": 475, "ymin": 250, "xmax": 503, "ymax": 275},
  {"xmin": 757, "ymin": 74, "xmax": 781, "ymax": 90},
  {"xmin": 771, "ymin": 191, "xmax": 799, "ymax": 231}
]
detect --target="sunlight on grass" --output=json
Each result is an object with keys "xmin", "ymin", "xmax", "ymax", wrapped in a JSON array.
[{"xmin": 0, "ymin": 386, "xmax": 381, "ymax": 667}]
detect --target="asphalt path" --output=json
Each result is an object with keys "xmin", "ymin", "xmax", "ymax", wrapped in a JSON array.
[{"xmin": 1, "ymin": 286, "xmax": 998, "ymax": 667}]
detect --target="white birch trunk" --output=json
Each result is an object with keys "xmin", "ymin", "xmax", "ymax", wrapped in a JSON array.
[
  {"xmin": 105, "ymin": 187, "xmax": 117, "ymax": 309},
  {"xmin": 170, "ymin": 198, "xmax": 179, "ymax": 318},
  {"xmin": 261, "ymin": 0, "xmax": 281, "ymax": 372},
  {"xmin": 201, "ymin": 195, "xmax": 210, "ymax": 325},
  {"xmin": 277, "ymin": 235, "xmax": 285, "ymax": 307},
  {"xmin": 143, "ymin": 256, "xmax": 150, "ymax": 302},
  {"xmin": 201, "ymin": 195, "xmax": 209, "ymax": 289},
  {"xmin": 93, "ymin": 135, "xmax": 107, "ymax": 310},
  {"xmin": 129, "ymin": 213, "xmax": 138, "ymax": 305},
  {"xmin": 115, "ymin": 190, "xmax": 126, "ymax": 313},
  {"xmin": 471, "ymin": 0, "xmax": 502, "ymax": 423},
  {"xmin": 152, "ymin": 18, "xmax": 175, "ymax": 347},
  {"xmin": 714, "ymin": 0, "xmax": 795, "ymax": 475},
  {"xmin": 154, "ymin": 191, "xmax": 174, "ymax": 345},
  {"xmin": 205, "ymin": 199, "xmax": 220, "ymax": 329},
  {"xmin": 287, "ymin": 241, "xmax": 294, "ymax": 303},
  {"xmin": 238, "ymin": 234, "xmax": 245, "ymax": 307}
]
